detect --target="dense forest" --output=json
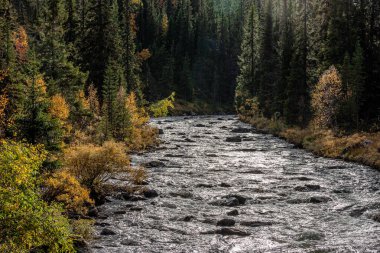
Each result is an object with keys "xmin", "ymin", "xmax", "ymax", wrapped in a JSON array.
[
  {"xmin": 236, "ymin": 0, "xmax": 380, "ymax": 131},
  {"xmin": 0, "ymin": 0, "xmax": 379, "ymax": 252}
]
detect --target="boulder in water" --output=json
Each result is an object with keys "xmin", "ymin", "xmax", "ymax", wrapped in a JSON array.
[
  {"xmin": 309, "ymin": 196, "xmax": 332, "ymax": 203},
  {"xmin": 144, "ymin": 189, "xmax": 159, "ymax": 198},
  {"xmin": 294, "ymin": 184, "xmax": 321, "ymax": 192},
  {"xmin": 201, "ymin": 228, "xmax": 250, "ymax": 236},
  {"xmin": 100, "ymin": 228, "xmax": 117, "ymax": 236},
  {"xmin": 226, "ymin": 136, "xmax": 242, "ymax": 142},
  {"xmin": 227, "ymin": 209, "xmax": 239, "ymax": 216},
  {"xmin": 240, "ymin": 220, "xmax": 273, "ymax": 227},
  {"xmin": 231, "ymin": 128, "xmax": 252, "ymax": 133},
  {"xmin": 120, "ymin": 239, "xmax": 139, "ymax": 246},
  {"xmin": 144, "ymin": 161, "xmax": 165, "ymax": 168},
  {"xmin": 217, "ymin": 218, "xmax": 236, "ymax": 226}
]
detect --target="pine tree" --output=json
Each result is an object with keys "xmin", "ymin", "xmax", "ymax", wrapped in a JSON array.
[
  {"xmin": 16, "ymin": 50, "xmax": 63, "ymax": 152},
  {"xmin": 350, "ymin": 41, "xmax": 365, "ymax": 129},
  {"xmin": 101, "ymin": 59, "xmax": 125, "ymax": 140},
  {"xmin": 284, "ymin": 0, "xmax": 309, "ymax": 126},
  {"xmin": 118, "ymin": 0, "xmax": 141, "ymax": 97},
  {"xmin": 37, "ymin": 0, "xmax": 87, "ymax": 101},
  {"xmin": 276, "ymin": 0, "xmax": 294, "ymax": 115},
  {"xmin": 113, "ymin": 86, "xmax": 131, "ymax": 141},
  {"xmin": 235, "ymin": 3, "xmax": 260, "ymax": 112},
  {"xmin": 258, "ymin": 0, "xmax": 279, "ymax": 117}
]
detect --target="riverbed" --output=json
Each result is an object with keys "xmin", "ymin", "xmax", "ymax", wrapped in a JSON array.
[{"xmin": 92, "ymin": 116, "xmax": 380, "ymax": 253}]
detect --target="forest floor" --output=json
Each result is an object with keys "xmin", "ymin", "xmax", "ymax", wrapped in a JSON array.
[{"xmin": 240, "ymin": 115, "xmax": 380, "ymax": 170}]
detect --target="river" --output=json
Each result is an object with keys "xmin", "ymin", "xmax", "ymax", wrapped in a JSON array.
[{"xmin": 91, "ymin": 116, "xmax": 380, "ymax": 253}]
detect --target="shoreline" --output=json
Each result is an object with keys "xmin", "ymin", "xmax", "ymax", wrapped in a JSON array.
[{"xmin": 240, "ymin": 115, "xmax": 380, "ymax": 170}]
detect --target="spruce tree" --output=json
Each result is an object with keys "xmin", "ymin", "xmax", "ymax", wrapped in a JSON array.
[
  {"xmin": 235, "ymin": 4, "xmax": 260, "ymax": 111},
  {"xmin": 258, "ymin": 0, "xmax": 279, "ymax": 117},
  {"xmin": 16, "ymin": 50, "xmax": 63, "ymax": 152},
  {"xmin": 101, "ymin": 59, "xmax": 125, "ymax": 140},
  {"xmin": 350, "ymin": 41, "xmax": 365, "ymax": 129}
]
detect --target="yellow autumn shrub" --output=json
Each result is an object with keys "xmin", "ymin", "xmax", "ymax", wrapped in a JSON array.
[
  {"xmin": 0, "ymin": 140, "xmax": 74, "ymax": 252},
  {"xmin": 126, "ymin": 92, "xmax": 158, "ymax": 150},
  {"xmin": 43, "ymin": 169, "xmax": 94, "ymax": 215},
  {"xmin": 64, "ymin": 141, "xmax": 130, "ymax": 189},
  {"xmin": 149, "ymin": 92, "xmax": 175, "ymax": 118}
]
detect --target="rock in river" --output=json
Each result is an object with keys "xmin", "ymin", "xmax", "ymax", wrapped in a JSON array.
[
  {"xmin": 294, "ymin": 184, "xmax": 321, "ymax": 192},
  {"xmin": 100, "ymin": 228, "xmax": 117, "ymax": 236},
  {"xmin": 231, "ymin": 127, "xmax": 252, "ymax": 133},
  {"xmin": 144, "ymin": 189, "xmax": 159, "ymax": 198},
  {"xmin": 217, "ymin": 218, "xmax": 236, "ymax": 226},
  {"xmin": 309, "ymin": 196, "xmax": 332, "ymax": 203},
  {"xmin": 201, "ymin": 228, "xmax": 251, "ymax": 236},
  {"xmin": 227, "ymin": 209, "xmax": 239, "ymax": 216},
  {"xmin": 225, "ymin": 136, "xmax": 242, "ymax": 142},
  {"xmin": 144, "ymin": 161, "xmax": 165, "ymax": 168}
]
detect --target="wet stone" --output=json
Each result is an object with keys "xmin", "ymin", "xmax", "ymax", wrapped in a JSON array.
[
  {"xmin": 201, "ymin": 228, "xmax": 251, "ymax": 236},
  {"xmin": 210, "ymin": 197, "xmax": 240, "ymax": 207},
  {"xmin": 294, "ymin": 184, "xmax": 321, "ymax": 192},
  {"xmin": 88, "ymin": 207, "xmax": 99, "ymax": 217},
  {"xmin": 144, "ymin": 189, "xmax": 159, "ymax": 198},
  {"xmin": 226, "ymin": 136, "xmax": 242, "ymax": 142},
  {"xmin": 240, "ymin": 221, "xmax": 273, "ymax": 227},
  {"xmin": 227, "ymin": 209, "xmax": 239, "ymax": 216},
  {"xmin": 170, "ymin": 190, "xmax": 193, "ymax": 199},
  {"xmin": 309, "ymin": 196, "xmax": 332, "ymax": 203},
  {"xmin": 120, "ymin": 239, "xmax": 139, "ymax": 246},
  {"xmin": 100, "ymin": 228, "xmax": 117, "ymax": 236},
  {"xmin": 180, "ymin": 215, "xmax": 195, "ymax": 222},
  {"xmin": 196, "ymin": 183, "xmax": 214, "ymax": 188},
  {"xmin": 369, "ymin": 212, "xmax": 380, "ymax": 222},
  {"xmin": 231, "ymin": 127, "xmax": 252, "ymax": 133},
  {"xmin": 217, "ymin": 218, "xmax": 236, "ymax": 226},
  {"xmin": 94, "ymin": 222, "xmax": 111, "ymax": 227},
  {"xmin": 160, "ymin": 202, "xmax": 177, "ymax": 209},
  {"xmin": 296, "ymin": 231, "xmax": 325, "ymax": 241},
  {"xmin": 143, "ymin": 161, "xmax": 165, "ymax": 168},
  {"xmin": 222, "ymin": 194, "xmax": 248, "ymax": 205}
]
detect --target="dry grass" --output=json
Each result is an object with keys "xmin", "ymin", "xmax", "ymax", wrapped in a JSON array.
[
  {"xmin": 241, "ymin": 115, "xmax": 380, "ymax": 170},
  {"xmin": 128, "ymin": 166, "xmax": 148, "ymax": 185}
]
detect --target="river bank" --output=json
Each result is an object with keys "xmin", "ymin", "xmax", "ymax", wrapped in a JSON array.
[
  {"xmin": 240, "ymin": 115, "xmax": 380, "ymax": 170},
  {"xmin": 90, "ymin": 116, "xmax": 380, "ymax": 252}
]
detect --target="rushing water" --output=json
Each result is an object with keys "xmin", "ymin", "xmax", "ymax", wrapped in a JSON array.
[{"xmin": 92, "ymin": 116, "xmax": 380, "ymax": 253}]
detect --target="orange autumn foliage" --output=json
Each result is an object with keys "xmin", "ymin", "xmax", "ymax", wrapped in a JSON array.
[
  {"xmin": 43, "ymin": 169, "xmax": 94, "ymax": 215},
  {"xmin": 0, "ymin": 93, "xmax": 8, "ymax": 125},
  {"xmin": 50, "ymin": 94, "xmax": 70, "ymax": 121},
  {"xmin": 13, "ymin": 26, "xmax": 29, "ymax": 62},
  {"xmin": 138, "ymin": 49, "xmax": 152, "ymax": 61},
  {"xmin": 311, "ymin": 66, "xmax": 344, "ymax": 130}
]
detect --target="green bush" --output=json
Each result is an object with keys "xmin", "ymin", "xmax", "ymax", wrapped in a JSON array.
[{"xmin": 0, "ymin": 140, "xmax": 74, "ymax": 252}]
